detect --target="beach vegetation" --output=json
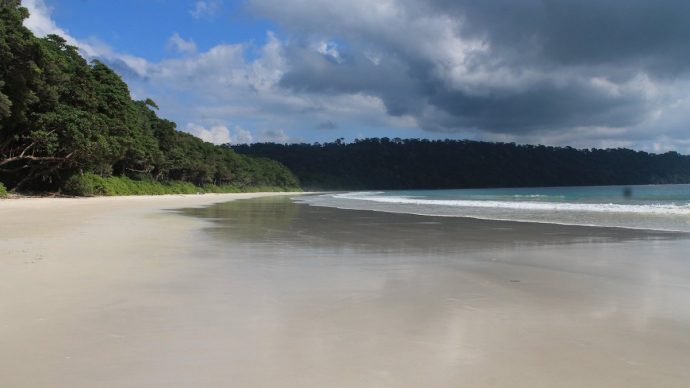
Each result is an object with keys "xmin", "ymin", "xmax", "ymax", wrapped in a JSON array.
[
  {"xmin": 62, "ymin": 173, "xmax": 299, "ymax": 197},
  {"xmin": 0, "ymin": 1, "xmax": 299, "ymax": 195},
  {"xmin": 0, "ymin": 181, "xmax": 7, "ymax": 197}
]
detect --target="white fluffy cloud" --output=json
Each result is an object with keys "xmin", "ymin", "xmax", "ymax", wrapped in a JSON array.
[
  {"xmin": 190, "ymin": 0, "xmax": 221, "ymax": 19},
  {"xmin": 258, "ymin": 128, "xmax": 290, "ymax": 143},
  {"xmin": 187, "ymin": 123, "xmax": 231, "ymax": 144},
  {"xmin": 22, "ymin": 0, "xmax": 67, "ymax": 38},
  {"xmin": 167, "ymin": 33, "xmax": 197, "ymax": 54},
  {"xmin": 186, "ymin": 123, "xmax": 254, "ymax": 145},
  {"xmin": 233, "ymin": 126, "xmax": 254, "ymax": 144},
  {"xmin": 123, "ymin": 30, "xmax": 409, "ymax": 144}
]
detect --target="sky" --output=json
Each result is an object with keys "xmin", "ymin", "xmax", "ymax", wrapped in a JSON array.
[{"xmin": 20, "ymin": 0, "xmax": 690, "ymax": 153}]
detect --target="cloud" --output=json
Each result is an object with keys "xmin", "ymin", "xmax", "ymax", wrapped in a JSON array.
[
  {"xmin": 245, "ymin": 0, "xmax": 690, "ymax": 151},
  {"xmin": 190, "ymin": 0, "xmax": 221, "ymax": 19},
  {"xmin": 258, "ymin": 128, "xmax": 290, "ymax": 143},
  {"xmin": 167, "ymin": 33, "xmax": 197, "ymax": 54},
  {"xmin": 22, "ymin": 0, "xmax": 68, "ymax": 38},
  {"xmin": 186, "ymin": 123, "xmax": 255, "ymax": 144},
  {"xmin": 233, "ymin": 126, "xmax": 254, "ymax": 144},
  {"xmin": 314, "ymin": 41, "xmax": 343, "ymax": 63},
  {"xmin": 187, "ymin": 123, "xmax": 232, "ymax": 144},
  {"xmin": 430, "ymin": 0, "xmax": 690, "ymax": 75}
]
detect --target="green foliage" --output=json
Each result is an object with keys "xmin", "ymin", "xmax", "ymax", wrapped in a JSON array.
[
  {"xmin": 0, "ymin": 2, "xmax": 299, "ymax": 194},
  {"xmin": 63, "ymin": 173, "xmax": 109, "ymax": 196},
  {"xmin": 234, "ymin": 139, "xmax": 690, "ymax": 190},
  {"xmin": 0, "ymin": 181, "xmax": 7, "ymax": 197},
  {"xmin": 0, "ymin": 82, "xmax": 10, "ymax": 120},
  {"xmin": 63, "ymin": 173, "xmax": 299, "ymax": 197}
]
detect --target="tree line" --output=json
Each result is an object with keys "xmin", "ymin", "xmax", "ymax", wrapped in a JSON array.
[
  {"xmin": 233, "ymin": 138, "xmax": 690, "ymax": 190},
  {"xmin": 0, "ymin": 1, "xmax": 298, "ymax": 194}
]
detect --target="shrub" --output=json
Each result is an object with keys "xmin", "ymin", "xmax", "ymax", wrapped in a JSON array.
[
  {"xmin": 0, "ymin": 182, "xmax": 8, "ymax": 198},
  {"xmin": 62, "ymin": 173, "xmax": 301, "ymax": 197},
  {"xmin": 63, "ymin": 173, "xmax": 110, "ymax": 196}
]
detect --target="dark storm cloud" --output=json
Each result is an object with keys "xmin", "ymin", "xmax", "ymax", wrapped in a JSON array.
[
  {"xmin": 251, "ymin": 0, "xmax": 689, "ymax": 135},
  {"xmin": 425, "ymin": 82, "xmax": 647, "ymax": 132},
  {"xmin": 430, "ymin": 0, "xmax": 690, "ymax": 74},
  {"xmin": 279, "ymin": 46, "xmax": 429, "ymax": 118}
]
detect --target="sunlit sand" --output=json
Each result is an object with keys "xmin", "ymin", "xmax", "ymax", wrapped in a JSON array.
[{"xmin": 2, "ymin": 195, "xmax": 690, "ymax": 387}]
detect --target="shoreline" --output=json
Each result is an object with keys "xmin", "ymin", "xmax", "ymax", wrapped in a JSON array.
[
  {"xmin": 299, "ymin": 201, "xmax": 690, "ymax": 234},
  {"xmin": 300, "ymin": 190, "xmax": 690, "ymax": 234},
  {"xmin": 0, "ymin": 190, "xmax": 307, "ymax": 201}
]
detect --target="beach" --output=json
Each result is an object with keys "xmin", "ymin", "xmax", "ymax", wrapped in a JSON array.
[{"xmin": 2, "ymin": 194, "xmax": 690, "ymax": 387}]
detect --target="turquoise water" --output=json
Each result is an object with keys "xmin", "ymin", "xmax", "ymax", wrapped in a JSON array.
[
  {"xmin": 300, "ymin": 184, "xmax": 690, "ymax": 232},
  {"xmin": 387, "ymin": 185, "xmax": 690, "ymax": 205}
]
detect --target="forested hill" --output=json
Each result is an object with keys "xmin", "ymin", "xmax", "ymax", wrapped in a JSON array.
[
  {"xmin": 0, "ymin": 2, "xmax": 297, "ymax": 194},
  {"xmin": 233, "ymin": 139, "xmax": 690, "ymax": 190}
]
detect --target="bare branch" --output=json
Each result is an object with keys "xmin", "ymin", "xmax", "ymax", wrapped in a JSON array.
[{"xmin": 0, "ymin": 151, "xmax": 74, "ymax": 167}]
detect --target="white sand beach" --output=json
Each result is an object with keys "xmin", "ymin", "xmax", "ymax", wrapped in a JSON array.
[
  {"xmin": 2, "ymin": 194, "xmax": 690, "ymax": 387},
  {"xmin": 0, "ymin": 193, "xmax": 297, "ymax": 387}
]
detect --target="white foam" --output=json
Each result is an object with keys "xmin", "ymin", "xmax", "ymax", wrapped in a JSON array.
[
  {"xmin": 332, "ymin": 193, "xmax": 690, "ymax": 215},
  {"xmin": 334, "ymin": 191, "xmax": 385, "ymax": 197},
  {"xmin": 511, "ymin": 194, "xmax": 563, "ymax": 199}
]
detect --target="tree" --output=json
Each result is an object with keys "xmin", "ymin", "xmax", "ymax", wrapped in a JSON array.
[
  {"xmin": 0, "ymin": 1, "xmax": 298, "ymax": 192},
  {"xmin": 233, "ymin": 139, "xmax": 690, "ymax": 190}
]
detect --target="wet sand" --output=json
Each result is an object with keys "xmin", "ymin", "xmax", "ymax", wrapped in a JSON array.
[{"xmin": 2, "ymin": 195, "xmax": 690, "ymax": 387}]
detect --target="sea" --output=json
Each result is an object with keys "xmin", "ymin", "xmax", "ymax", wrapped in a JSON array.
[{"xmin": 298, "ymin": 184, "xmax": 690, "ymax": 233}]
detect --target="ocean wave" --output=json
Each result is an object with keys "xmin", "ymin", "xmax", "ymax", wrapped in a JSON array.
[
  {"xmin": 334, "ymin": 191, "xmax": 386, "ymax": 197},
  {"xmin": 511, "ymin": 194, "xmax": 564, "ymax": 199},
  {"xmin": 331, "ymin": 193, "xmax": 690, "ymax": 215}
]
